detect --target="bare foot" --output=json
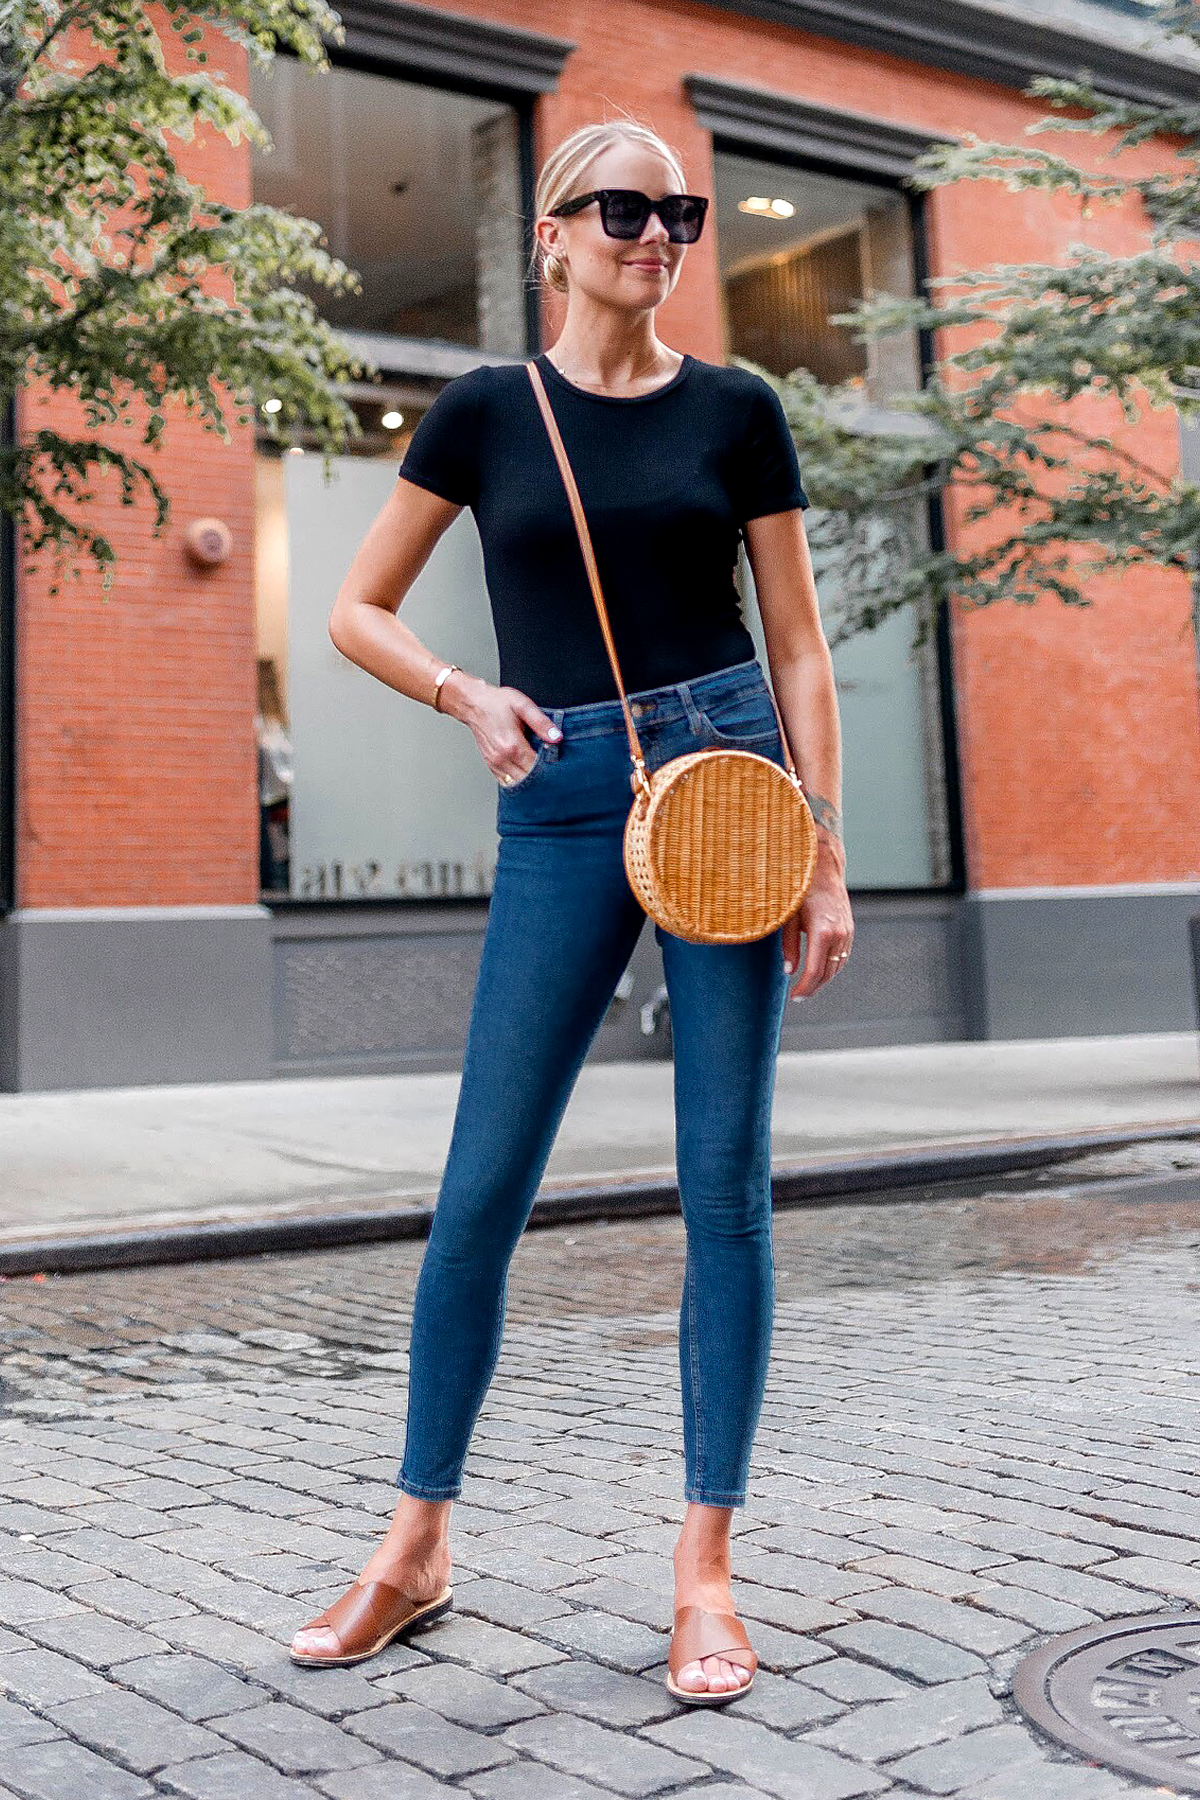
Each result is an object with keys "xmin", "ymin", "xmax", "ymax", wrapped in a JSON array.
[
  {"xmin": 672, "ymin": 1535, "xmax": 753, "ymax": 1696},
  {"xmin": 291, "ymin": 1500, "xmax": 452, "ymax": 1662}
]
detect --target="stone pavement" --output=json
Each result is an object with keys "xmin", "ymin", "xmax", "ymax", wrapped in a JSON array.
[
  {"xmin": 1, "ymin": 1033, "xmax": 1196, "ymax": 1249},
  {"xmin": 2, "ymin": 1169, "xmax": 1200, "ymax": 1797}
]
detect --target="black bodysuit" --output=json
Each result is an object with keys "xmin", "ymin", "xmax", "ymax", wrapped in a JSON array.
[{"xmin": 397, "ymin": 350, "xmax": 809, "ymax": 709}]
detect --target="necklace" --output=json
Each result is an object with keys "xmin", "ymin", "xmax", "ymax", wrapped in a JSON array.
[{"xmin": 545, "ymin": 347, "xmax": 678, "ymax": 394}]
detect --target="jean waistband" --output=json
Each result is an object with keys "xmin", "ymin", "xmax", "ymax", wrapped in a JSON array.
[{"xmin": 542, "ymin": 658, "xmax": 766, "ymax": 737}]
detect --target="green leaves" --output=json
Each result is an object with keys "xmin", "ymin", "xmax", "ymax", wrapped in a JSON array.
[
  {"xmin": 769, "ymin": 0, "xmax": 1200, "ymax": 646},
  {"xmin": 1, "ymin": 0, "xmax": 368, "ymax": 594}
]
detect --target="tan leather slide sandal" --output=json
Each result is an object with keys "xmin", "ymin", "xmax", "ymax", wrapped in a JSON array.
[
  {"xmin": 290, "ymin": 1579, "xmax": 454, "ymax": 1667},
  {"xmin": 666, "ymin": 1603, "xmax": 758, "ymax": 1704}
]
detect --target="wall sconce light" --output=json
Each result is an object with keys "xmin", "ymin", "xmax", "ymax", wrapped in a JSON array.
[{"xmin": 183, "ymin": 517, "xmax": 233, "ymax": 569}]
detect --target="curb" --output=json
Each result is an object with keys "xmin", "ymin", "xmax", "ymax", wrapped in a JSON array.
[{"xmin": 2, "ymin": 1120, "xmax": 1197, "ymax": 1278}]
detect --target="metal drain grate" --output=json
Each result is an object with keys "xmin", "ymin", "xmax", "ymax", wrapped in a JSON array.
[{"xmin": 1013, "ymin": 1610, "xmax": 1200, "ymax": 1791}]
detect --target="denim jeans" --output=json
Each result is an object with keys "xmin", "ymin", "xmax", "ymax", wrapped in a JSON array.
[{"xmin": 397, "ymin": 656, "xmax": 791, "ymax": 1507}]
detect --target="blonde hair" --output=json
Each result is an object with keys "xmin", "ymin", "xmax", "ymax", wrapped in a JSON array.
[{"xmin": 531, "ymin": 116, "xmax": 688, "ymax": 296}]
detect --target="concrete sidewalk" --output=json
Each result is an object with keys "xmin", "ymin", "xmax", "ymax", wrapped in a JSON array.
[{"xmin": 2, "ymin": 1034, "xmax": 1197, "ymax": 1261}]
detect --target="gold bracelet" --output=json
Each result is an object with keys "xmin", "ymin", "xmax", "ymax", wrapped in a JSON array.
[{"xmin": 431, "ymin": 663, "xmax": 461, "ymax": 712}]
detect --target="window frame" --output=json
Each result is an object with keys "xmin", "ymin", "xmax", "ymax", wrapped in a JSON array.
[
  {"xmin": 249, "ymin": 47, "xmax": 543, "ymax": 911},
  {"xmin": 708, "ymin": 125, "xmax": 966, "ymax": 898}
]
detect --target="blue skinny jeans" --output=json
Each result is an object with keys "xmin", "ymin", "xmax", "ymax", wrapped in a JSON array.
[{"xmin": 397, "ymin": 656, "xmax": 791, "ymax": 1507}]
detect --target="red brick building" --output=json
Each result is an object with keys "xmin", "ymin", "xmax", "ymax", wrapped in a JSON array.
[{"xmin": 3, "ymin": 0, "xmax": 1198, "ymax": 1089}]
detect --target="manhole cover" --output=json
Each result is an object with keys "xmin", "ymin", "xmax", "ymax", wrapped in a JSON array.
[{"xmin": 1013, "ymin": 1610, "xmax": 1200, "ymax": 1790}]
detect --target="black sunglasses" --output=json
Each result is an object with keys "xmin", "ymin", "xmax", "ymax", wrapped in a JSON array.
[{"xmin": 549, "ymin": 188, "xmax": 708, "ymax": 244}]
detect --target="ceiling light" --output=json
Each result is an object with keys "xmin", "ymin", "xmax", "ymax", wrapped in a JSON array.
[
  {"xmin": 381, "ymin": 410, "xmax": 404, "ymax": 430},
  {"xmin": 737, "ymin": 195, "xmax": 794, "ymax": 219}
]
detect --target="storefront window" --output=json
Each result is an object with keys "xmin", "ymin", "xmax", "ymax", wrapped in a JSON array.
[
  {"xmin": 249, "ymin": 60, "xmax": 528, "ymax": 900},
  {"xmin": 714, "ymin": 149, "xmax": 949, "ymax": 890},
  {"xmin": 248, "ymin": 58, "xmax": 527, "ymax": 350}
]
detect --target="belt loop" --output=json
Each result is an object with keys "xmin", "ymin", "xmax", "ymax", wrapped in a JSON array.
[{"xmin": 676, "ymin": 680, "xmax": 705, "ymax": 730}]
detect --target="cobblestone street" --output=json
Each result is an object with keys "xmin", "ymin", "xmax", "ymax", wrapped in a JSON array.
[{"xmin": 2, "ymin": 1167, "xmax": 1200, "ymax": 1799}]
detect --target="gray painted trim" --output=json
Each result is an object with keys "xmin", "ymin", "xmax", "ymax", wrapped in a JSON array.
[
  {"xmin": 0, "ymin": 910, "xmax": 16, "ymax": 1092},
  {"xmin": 333, "ymin": 0, "xmax": 575, "ymax": 93},
  {"xmin": 962, "ymin": 887, "xmax": 1200, "ymax": 1038},
  {"xmin": 2, "ymin": 889, "xmax": 1193, "ymax": 1089},
  {"xmin": 264, "ymin": 891, "xmax": 971, "ymax": 1075},
  {"xmin": 10, "ymin": 904, "xmax": 271, "ymax": 923},
  {"xmin": 684, "ymin": 73, "xmax": 946, "ymax": 177},
  {"xmin": 973, "ymin": 882, "xmax": 1200, "ymax": 899},
  {"xmin": 271, "ymin": 900, "xmax": 488, "ymax": 940},
  {"xmin": 692, "ymin": 0, "xmax": 1200, "ymax": 106},
  {"xmin": 0, "ymin": 907, "xmax": 274, "ymax": 1091}
]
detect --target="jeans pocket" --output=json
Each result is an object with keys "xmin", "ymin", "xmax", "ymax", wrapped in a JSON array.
[
  {"xmin": 696, "ymin": 687, "xmax": 780, "ymax": 748},
  {"xmin": 500, "ymin": 733, "xmax": 549, "ymax": 792}
]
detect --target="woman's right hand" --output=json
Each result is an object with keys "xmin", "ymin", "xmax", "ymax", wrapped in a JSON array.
[{"xmin": 441, "ymin": 673, "xmax": 562, "ymax": 784}]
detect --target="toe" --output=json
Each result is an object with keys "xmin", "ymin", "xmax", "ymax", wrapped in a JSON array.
[
  {"xmin": 675, "ymin": 1653, "xmax": 752, "ymax": 1694},
  {"xmin": 291, "ymin": 1625, "xmax": 339, "ymax": 1657}
]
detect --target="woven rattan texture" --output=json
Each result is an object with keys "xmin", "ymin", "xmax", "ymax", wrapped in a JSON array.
[{"xmin": 623, "ymin": 747, "xmax": 817, "ymax": 943}]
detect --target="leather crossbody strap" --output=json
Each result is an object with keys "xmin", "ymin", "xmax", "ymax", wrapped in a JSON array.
[{"xmin": 525, "ymin": 359, "xmax": 801, "ymax": 787}]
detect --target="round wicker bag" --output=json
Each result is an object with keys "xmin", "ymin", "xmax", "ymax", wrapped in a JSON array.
[
  {"xmin": 623, "ymin": 747, "xmax": 817, "ymax": 943},
  {"xmin": 527, "ymin": 361, "xmax": 818, "ymax": 945}
]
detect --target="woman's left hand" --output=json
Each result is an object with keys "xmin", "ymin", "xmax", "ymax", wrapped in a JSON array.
[{"xmin": 781, "ymin": 842, "xmax": 853, "ymax": 998}]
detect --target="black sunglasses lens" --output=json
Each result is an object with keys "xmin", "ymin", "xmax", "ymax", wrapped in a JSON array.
[
  {"xmin": 601, "ymin": 191, "xmax": 651, "ymax": 237},
  {"xmin": 661, "ymin": 197, "xmax": 705, "ymax": 242}
]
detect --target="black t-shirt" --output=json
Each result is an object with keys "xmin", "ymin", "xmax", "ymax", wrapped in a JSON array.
[{"xmin": 397, "ymin": 349, "xmax": 809, "ymax": 708}]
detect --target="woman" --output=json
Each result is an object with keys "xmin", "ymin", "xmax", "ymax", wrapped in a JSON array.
[{"xmin": 289, "ymin": 116, "xmax": 853, "ymax": 1705}]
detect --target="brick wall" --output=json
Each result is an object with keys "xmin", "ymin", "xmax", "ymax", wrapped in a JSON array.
[{"xmin": 16, "ymin": 21, "xmax": 258, "ymax": 908}]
